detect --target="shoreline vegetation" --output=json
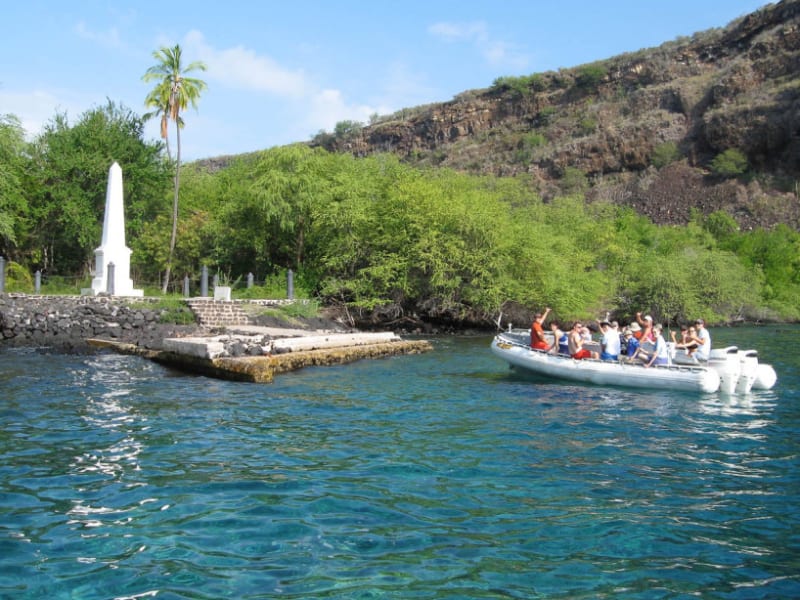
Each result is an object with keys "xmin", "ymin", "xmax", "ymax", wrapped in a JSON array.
[
  {"xmin": 3, "ymin": 121, "xmax": 799, "ymax": 329},
  {"xmin": 0, "ymin": 292, "xmax": 792, "ymax": 353}
]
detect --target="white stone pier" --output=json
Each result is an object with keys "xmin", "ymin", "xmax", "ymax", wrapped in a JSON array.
[{"xmin": 85, "ymin": 162, "xmax": 143, "ymax": 297}]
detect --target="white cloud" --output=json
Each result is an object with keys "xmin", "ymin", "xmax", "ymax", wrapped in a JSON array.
[
  {"xmin": 0, "ymin": 90, "xmax": 86, "ymax": 139},
  {"xmin": 428, "ymin": 21, "xmax": 488, "ymax": 43},
  {"xmin": 177, "ymin": 30, "xmax": 391, "ymax": 139},
  {"xmin": 74, "ymin": 21, "xmax": 126, "ymax": 50},
  {"xmin": 428, "ymin": 20, "xmax": 529, "ymax": 70},
  {"xmin": 183, "ymin": 30, "xmax": 309, "ymax": 96},
  {"xmin": 305, "ymin": 89, "xmax": 380, "ymax": 133}
]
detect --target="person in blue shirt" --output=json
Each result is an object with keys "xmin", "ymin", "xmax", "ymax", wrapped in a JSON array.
[
  {"xmin": 623, "ymin": 327, "xmax": 639, "ymax": 361},
  {"xmin": 549, "ymin": 320, "xmax": 569, "ymax": 355}
]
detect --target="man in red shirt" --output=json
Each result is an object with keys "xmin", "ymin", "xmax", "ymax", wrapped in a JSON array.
[{"xmin": 530, "ymin": 307, "xmax": 551, "ymax": 350}]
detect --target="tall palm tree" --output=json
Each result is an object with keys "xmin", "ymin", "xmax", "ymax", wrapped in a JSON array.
[
  {"xmin": 143, "ymin": 82, "xmax": 179, "ymax": 162},
  {"xmin": 142, "ymin": 44, "xmax": 206, "ymax": 293}
]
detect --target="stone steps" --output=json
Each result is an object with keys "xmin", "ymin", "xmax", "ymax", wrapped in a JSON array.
[{"xmin": 186, "ymin": 299, "xmax": 251, "ymax": 328}]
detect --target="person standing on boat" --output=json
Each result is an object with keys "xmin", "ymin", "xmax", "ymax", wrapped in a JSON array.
[
  {"xmin": 644, "ymin": 323, "xmax": 670, "ymax": 367},
  {"xmin": 530, "ymin": 307, "xmax": 551, "ymax": 351},
  {"xmin": 690, "ymin": 318, "xmax": 711, "ymax": 361},
  {"xmin": 569, "ymin": 321, "xmax": 598, "ymax": 360},
  {"xmin": 599, "ymin": 321, "xmax": 621, "ymax": 361}
]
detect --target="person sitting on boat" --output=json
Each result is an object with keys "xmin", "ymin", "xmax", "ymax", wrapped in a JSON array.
[
  {"xmin": 622, "ymin": 328, "xmax": 639, "ymax": 361},
  {"xmin": 530, "ymin": 307, "xmax": 551, "ymax": 351},
  {"xmin": 644, "ymin": 323, "xmax": 670, "ymax": 367},
  {"xmin": 599, "ymin": 321, "xmax": 621, "ymax": 361},
  {"xmin": 569, "ymin": 321, "xmax": 598, "ymax": 360},
  {"xmin": 671, "ymin": 325, "xmax": 699, "ymax": 357},
  {"xmin": 631, "ymin": 333, "xmax": 652, "ymax": 363},
  {"xmin": 689, "ymin": 318, "xmax": 711, "ymax": 361},
  {"xmin": 549, "ymin": 320, "xmax": 569, "ymax": 355}
]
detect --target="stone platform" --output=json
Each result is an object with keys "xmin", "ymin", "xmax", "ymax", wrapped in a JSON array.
[{"xmin": 87, "ymin": 329, "xmax": 432, "ymax": 383}]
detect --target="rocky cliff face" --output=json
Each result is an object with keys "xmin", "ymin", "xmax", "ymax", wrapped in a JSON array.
[{"xmin": 312, "ymin": 0, "xmax": 800, "ymax": 229}]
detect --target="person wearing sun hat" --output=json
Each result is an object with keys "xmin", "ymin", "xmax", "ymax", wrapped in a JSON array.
[
  {"xmin": 635, "ymin": 311, "xmax": 655, "ymax": 343},
  {"xmin": 622, "ymin": 326, "xmax": 640, "ymax": 360}
]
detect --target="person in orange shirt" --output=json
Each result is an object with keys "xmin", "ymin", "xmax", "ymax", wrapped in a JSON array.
[
  {"xmin": 635, "ymin": 312, "xmax": 655, "ymax": 343},
  {"xmin": 530, "ymin": 307, "xmax": 551, "ymax": 351}
]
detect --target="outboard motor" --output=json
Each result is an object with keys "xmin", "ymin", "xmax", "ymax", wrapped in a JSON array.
[
  {"xmin": 736, "ymin": 350, "xmax": 759, "ymax": 394},
  {"xmin": 709, "ymin": 346, "xmax": 740, "ymax": 395}
]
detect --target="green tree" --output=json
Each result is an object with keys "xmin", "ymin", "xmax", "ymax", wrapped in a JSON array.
[
  {"xmin": 161, "ymin": 145, "xmax": 784, "ymax": 324},
  {"xmin": 491, "ymin": 73, "xmax": 546, "ymax": 97},
  {"xmin": 0, "ymin": 114, "xmax": 29, "ymax": 256},
  {"xmin": 333, "ymin": 120, "xmax": 363, "ymax": 142},
  {"xmin": 560, "ymin": 166, "xmax": 588, "ymax": 195},
  {"xmin": 143, "ymin": 78, "xmax": 177, "ymax": 162},
  {"xmin": 710, "ymin": 148, "xmax": 748, "ymax": 177},
  {"xmin": 651, "ymin": 141, "xmax": 680, "ymax": 168},
  {"xmin": 251, "ymin": 145, "xmax": 338, "ymax": 272},
  {"xmin": 142, "ymin": 44, "xmax": 207, "ymax": 292},
  {"xmin": 27, "ymin": 101, "xmax": 168, "ymax": 276},
  {"xmin": 576, "ymin": 63, "xmax": 608, "ymax": 90}
]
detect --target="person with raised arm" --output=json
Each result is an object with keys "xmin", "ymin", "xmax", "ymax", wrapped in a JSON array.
[{"xmin": 530, "ymin": 307, "xmax": 551, "ymax": 351}]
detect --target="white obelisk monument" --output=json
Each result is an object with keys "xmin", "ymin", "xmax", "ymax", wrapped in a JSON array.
[{"xmin": 88, "ymin": 162, "xmax": 143, "ymax": 296}]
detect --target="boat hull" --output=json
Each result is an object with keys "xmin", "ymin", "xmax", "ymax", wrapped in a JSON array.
[{"xmin": 491, "ymin": 333, "xmax": 720, "ymax": 393}]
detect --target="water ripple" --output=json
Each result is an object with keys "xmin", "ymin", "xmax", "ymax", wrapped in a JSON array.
[{"xmin": 1, "ymin": 330, "xmax": 799, "ymax": 598}]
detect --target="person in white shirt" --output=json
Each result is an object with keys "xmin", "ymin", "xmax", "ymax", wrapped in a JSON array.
[
  {"xmin": 599, "ymin": 321, "xmax": 621, "ymax": 360},
  {"xmin": 691, "ymin": 318, "xmax": 711, "ymax": 361},
  {"xmin": 645, "ymin": 323, "xmax": 669, "ymax": 367}
]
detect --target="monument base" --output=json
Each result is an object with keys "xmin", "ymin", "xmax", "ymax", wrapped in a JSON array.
[{"xmin": 81, "ymin": 286, "xmax": 144, "ymax": 297}]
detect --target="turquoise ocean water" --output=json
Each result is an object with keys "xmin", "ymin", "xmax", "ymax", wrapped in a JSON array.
[{"xmin": 1, "ymin": 326, "xmax": 798, "ymax": 599}]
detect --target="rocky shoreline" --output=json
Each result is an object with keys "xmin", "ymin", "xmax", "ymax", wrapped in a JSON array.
[
  {"xmin": 0, "ymin": 294, "xmax": 434, "ymax": 383},
  {"xmin": 0, "ymin": 294, "xmax": 355, "ymax": 353},
  {"xmin": 0, "ymin": 294, "xmax": 200, "ymax": 352}
]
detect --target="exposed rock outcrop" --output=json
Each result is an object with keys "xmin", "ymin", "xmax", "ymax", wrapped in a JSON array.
[{"xmin": 301, "ymin": 0, "xmax": 800, "ymax": 230}]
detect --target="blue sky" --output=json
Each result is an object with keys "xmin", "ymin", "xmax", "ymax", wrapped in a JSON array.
[{"xmin": 2, "ymin": 1, "xmax": 769, "ymax": 161}]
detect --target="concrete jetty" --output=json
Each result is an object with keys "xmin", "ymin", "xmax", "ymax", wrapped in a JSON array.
[{"xmin": 87, "ymin": 328, "xmax": 432, "ymax": 383}]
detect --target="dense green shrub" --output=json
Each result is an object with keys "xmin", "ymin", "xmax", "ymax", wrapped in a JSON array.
[
  {"xmin": 651, "ymin": 141, "xmax": 681, "ymax": 168},
  {"xmin": 578, "ymin": 116, "xmax": 598, "ymax": 135},
  {"xmin": 711, "ymin": 148, "xmax": 748, "ymax": 177},
  {"xmin": 491, "ymin": 73, "xmax": 546, "ymax": 97},
  {"xmin": 576, "ymin": 63, "xmax": 609, "ymax": 90},
  {"xmin": 3, "ymin": 261, "xmax": 34, "ymax": 293}
]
